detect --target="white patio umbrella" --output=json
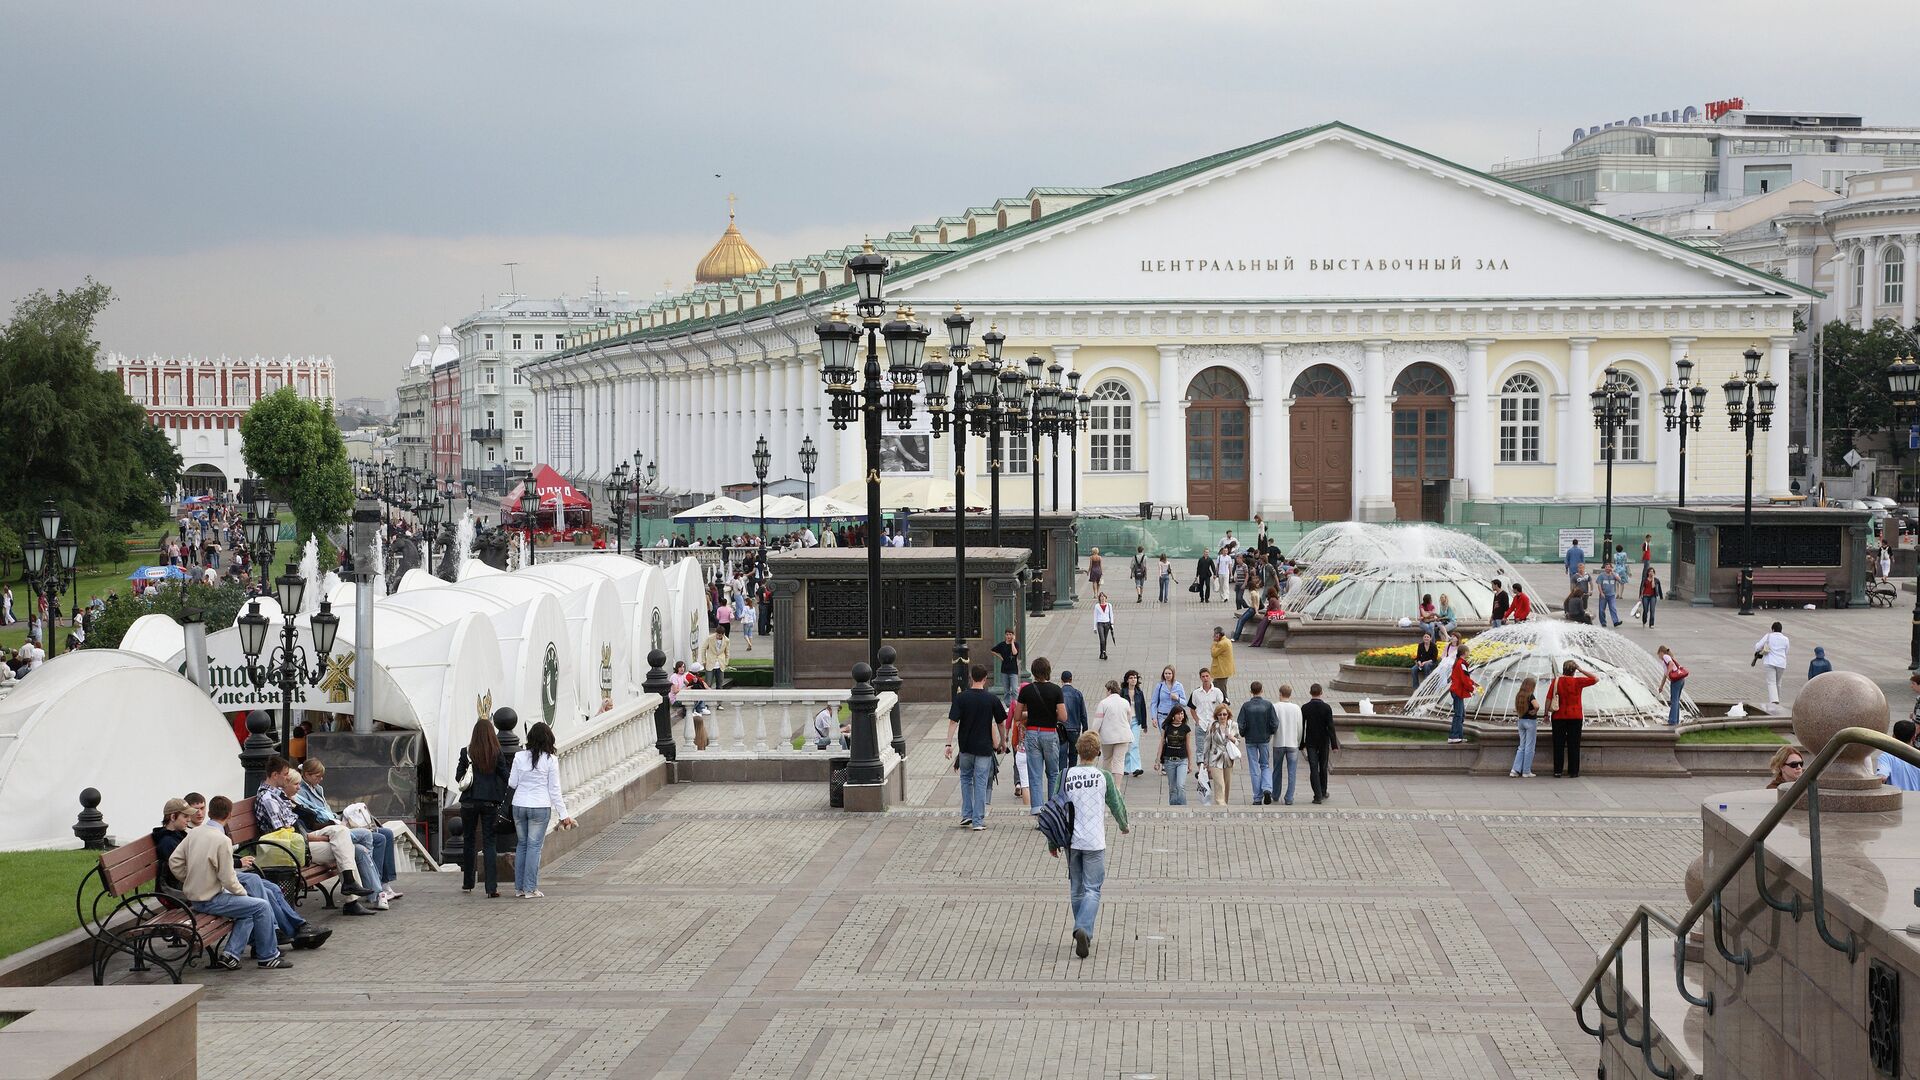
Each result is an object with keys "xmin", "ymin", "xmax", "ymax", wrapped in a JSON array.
[
  {"xmin": 673, "ymin": 496, "xmax": 753, "ymax": 523},
  {"xmin": 824, "ymin": 477, "xmax": 957, "ymax": 511}
]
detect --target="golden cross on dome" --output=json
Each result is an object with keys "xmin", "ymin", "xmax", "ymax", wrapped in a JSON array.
[{"xmin": 727, "ymin": 192, "xmax": 737, "ymax": 220}]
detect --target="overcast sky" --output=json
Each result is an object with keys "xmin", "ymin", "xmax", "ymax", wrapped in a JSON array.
[{"xmin": 4, "ymin": 0, "xmax": 1917, "ymax": 398}]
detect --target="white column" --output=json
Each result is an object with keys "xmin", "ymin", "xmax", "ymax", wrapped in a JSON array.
[
  {"xmin": 1904, "ymin": 236, "xmax": 1918, "ymax": 329},
  {"xmin": 702, "ymin": 368, "xmax": 718, "ymax": 495},
  {"xmin": 1358, "ymin": 339, "xmax": 1394, "ymax": 521},
  {"xmin": 1767, "ymin": 336, "xmax": 1793, "ymax": 496},
  {"xmin": 1151, "ymin": 345, "xmax": 1184, "ymax": 512},
  {"xmin": 1257, "ymin": 342, "xmax": 1291, "ymax": 519},
  {"xmin": 1563, "ymin": 338, "xmax": 1596, "ymax": 501},
  {"xmin": 674, "ymin": 372, "xmax": 688, "ymax": 490},
  {"xmin": 1551, "ymin": 393, "xmax": 1572, "ymax": 496},
  {"xmin": 771, "ymin": 358, "xmax": 791, "ymax": 479},
  {"xmin": 1451, "ymin": 394, "xmax": 1470, "ymax": 489},
  {"xmin": 1656, "ymin": 336, "xmax": 1695, "ymax": 499},
  {"xmin": 1464, "ymin": 339, "xmax": 1494, "ymax": 498},
  {"xmin": 1349, "ymin": 398, "xmax": 1368, "ymax": 520}
]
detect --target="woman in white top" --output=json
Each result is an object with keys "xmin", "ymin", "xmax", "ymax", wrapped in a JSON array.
[
  {"xmin": 1094, "ymin": 680, "xmax": 1135, "ymax": 776},
  {"xmin": 1092, "ymin": 593, "xmax": 1115, "ymax": 660},
  {"xmin": 508, "ymin": 721, "xmax": 576, "ymax": 898}
]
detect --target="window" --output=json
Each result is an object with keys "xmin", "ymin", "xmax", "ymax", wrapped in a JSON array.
[
  {"xmin": 513, "ymin": 446, "xmax": 525, "ymax": 462},
  {"xmin": 486, "ymin": 446, "xmax": 496, "ymax": 464},
  {"xmin": 1088, "ymin": 379, "xmax": 1134, "ymax": 471},
  {"xmin": 484, "ymin": 367, "xmax": 496, "ymax": 384},
  {"xmin": 1004, "ymin": 429, "xmax": 1030, "ymax": 474},
  {"xmin": 1853, "ymin": 248, "xmax": 1867, "ymax": 313},
  {"xmin": 485, "ymin": 409, "xmax": 495, "ymax": 427},
  {"xmin": 1498, "ymin": 373, "xmax": 1543, "ymax": 462},
  {"xmin": 1602, "ymin": 372, "xmax": 1644, "ymax": 462},
  {"xmin": 197, "ymin": 373, "xmax": 216, "ymax": 402},
  {"xmin": 514, "ymin": 370, "xmax": 525, "ymax": 385},
  {"xmin": 233, "ymin": 376, "xmax": 249, "ymax": 403},
  {"xmin": 1883, "ymin": 245, "xmax": 1905, "ymax": 307},
  {"xmin": 533, "ymin": 333, "xmax": 544, "ymax": 350},
  {"xmin": 484, "ymin": 333, "xmax": 494, "ymax": 350},
  {"xmin": 511, "ymin": 333, "xmax": 522, "ymax": 350},
  {"xmin": 512, "ymin": 409, "xmax": 525, "ymax": 430}
]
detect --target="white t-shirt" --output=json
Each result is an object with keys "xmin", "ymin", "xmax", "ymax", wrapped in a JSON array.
[
  {"xmin": 1189, "ymin": 684, "xmax": 1225, "ymax": 724},
  {"xmin": 1273, "ymin": 700, "xmax": 1304, "ymax": 749},
  {"xmin": 1063, "ymin": 764, "xmax": 1111, "ymax": 851}
]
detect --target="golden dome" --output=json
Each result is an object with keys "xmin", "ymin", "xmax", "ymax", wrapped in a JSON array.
[{"xmin": 695, "ymin": 197, "xmax": 767, "ymax": 284}]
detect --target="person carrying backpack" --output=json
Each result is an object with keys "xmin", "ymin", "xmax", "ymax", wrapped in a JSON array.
[
  {"xmin": 1044, "ymin": 732, "xmax": 1130, "ymax": 959},
  {"xmin": 1131, "ymin": 546, "xmax": 1148, "ymax": 603}
]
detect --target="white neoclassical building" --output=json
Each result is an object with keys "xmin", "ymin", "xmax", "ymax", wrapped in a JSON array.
[{"xmin": 524, "ymin": 123, "xmax": 1817, "ymax": 522}]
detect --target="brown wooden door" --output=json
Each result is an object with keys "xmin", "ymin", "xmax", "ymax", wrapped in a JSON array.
[
  {"xmin": 1185, "ymin": 367, "xmax": 1250, "ymax": 520},
  {"xmin": 1390, "ymin": 363, "xmax": 1455, "ymax": 522},
  {"xmin": 1289, "ymin": 365, "xmax": 1353, "ymax": 522}
]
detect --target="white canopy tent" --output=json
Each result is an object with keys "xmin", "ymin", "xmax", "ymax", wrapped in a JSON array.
[
  {"xmin": 824, "ymin": 477, "xmax": 958, "ymax": 512},
  {"xmin": 517, "ymin": 564, "xmax": 633, "ymax": 718},
  {"xmin": 395, "ymin": 568, "xmax": 448, "ymax": 593},
  {"xmin": 674, "ymin": 496, "xmax": 753, "ymax": 523},
  {"xmin": 664, "ymin": 558, "xmax": 708, "ymax": 668},
  {"xmin": 0, "ymin": 651, "xmax": 244, "ymax": 850},
  {"xmin": 384, "ymin": 588, "xmax": 570, "ymax": 743},
  {"xmin": 118, "ymin": 613, "xmax": 185, "ymax": 664},
  {"xmin": 554, "ymin": 555, "xmax": 675, "ymax": 686}
]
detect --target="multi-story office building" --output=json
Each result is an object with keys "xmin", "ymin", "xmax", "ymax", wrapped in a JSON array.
[
  {"xmin": 394, "ymin": 334, "xmax": 433, "ymax": 473},
  {"xmin": 97, "ymin": 352, "xmax": 336, "ymax": 494},
  {"xmin": 1495, "ymin": 106, "xmax": 1920, "ymax": 217}
]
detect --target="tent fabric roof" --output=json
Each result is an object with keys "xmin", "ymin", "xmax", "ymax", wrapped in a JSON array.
[{"xmin": 503, "ymin": 465, "xmax": 592, "ymax": 514}]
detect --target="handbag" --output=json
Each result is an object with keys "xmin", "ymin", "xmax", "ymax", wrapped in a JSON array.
[
  {"xmin": 1671, "ymin": 664, "xmax": 1690, "ymax": 681},
  {"xmin": 1188, "ymin": 581, "xmax": 1201, "ymax": 594}
]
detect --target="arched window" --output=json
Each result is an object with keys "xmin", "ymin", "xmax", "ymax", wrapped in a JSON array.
[
  {"xmin": 1088, "ymin": 379, "xmax": 1134, "ymax": 471},
  {"xmin": 1604, "ymin": 371, "xmax": 1645, "ymax": 462},
  {"xmin": 1498, "ymin": 373, "xmax": 1543, "ymax": 463},
  {"xmin": 1884, "ymin": 245, "xmax": 1906, "ymax": 307},
  {"xmin": 1853, "ymin": 247, "xmax": 1867, "ymax": 313}
]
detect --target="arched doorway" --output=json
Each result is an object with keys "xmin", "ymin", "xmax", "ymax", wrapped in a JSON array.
[
  {"xmin": 1391, "ymin": 362, "xmax": 1454, "ymax": 521},
  {"xmin": 1289, "ymin": 365, "xmax": 1353, "ymax": 522},
  {"xmin": 180, "ymin": 463, "xmax": 227, "ymax": 496},
  {"xmin": 1185, "ymin": 367, "xmax": 1250, "ymax": 520}
]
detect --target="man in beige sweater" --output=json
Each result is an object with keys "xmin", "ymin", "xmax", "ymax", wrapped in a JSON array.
[{"xmin": 168, "ymin": 795, "xmax": 292, "ymax": 970}]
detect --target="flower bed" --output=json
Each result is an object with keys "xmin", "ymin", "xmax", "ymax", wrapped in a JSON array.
[{"xmin": 1354, "ymin": 636, "xmax": 1505, "ymax": 669}]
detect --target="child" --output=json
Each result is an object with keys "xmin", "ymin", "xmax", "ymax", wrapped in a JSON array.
[{"xmin": 1048, "ymin": 732, "xmax": 1130, "ymax": 959}]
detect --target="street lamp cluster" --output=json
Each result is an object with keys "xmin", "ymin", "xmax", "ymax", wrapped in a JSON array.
[
  {"xmin": 1590, "ymin": 367, "xmax": 1633, "ymax": 559},
  {"xmin": 1660, "ymin": 355, "xmax": 1710, "ymax": 508},
  {"xmin": 1723, "ymin": 345, "xmax": 1778, "ymax": 616},
  {"xmin": 21, "ymin": 501, "xmax": 78, "ymax": 658},
  {"xmin": 235, "ymin": 482, "xmax": 338, "ymax": 759},
  {"xmin": 604, "ymin": 453, "xmax": 658, "ymax": 556}
]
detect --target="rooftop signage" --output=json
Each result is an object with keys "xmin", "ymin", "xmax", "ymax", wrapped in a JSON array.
[{"xmin": 1571, "ymin": 98, "xmax": 1743, "ymax": 144}]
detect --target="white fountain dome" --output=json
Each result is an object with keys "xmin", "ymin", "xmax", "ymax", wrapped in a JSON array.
[
  {"xmin": 1402, "ymin": 620, "xmax": 1695, "ymax": 729},
  {"xmin": 1297, "ymin": 558, "xmax": 1499, "ymax": 623}
]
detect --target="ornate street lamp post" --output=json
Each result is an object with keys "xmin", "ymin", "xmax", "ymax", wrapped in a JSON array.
[
  {"xmin": 1660, "ymin": 354, "xmax": 1710, "ymax": 508},
  {"xmin": 1590, "ymin": 367, "xmax": 1633, "ymax": 559},
  {"xmin": 415, "ymin": 491, "xmax": 445, "ymax": 576},
  {"xmin": 609, "ymin": 461, "xmax": 630, "ymax": 555},
  {"xmin": 1068, "ymin": 372, "xmax": 1088, "ymax": 512},
  {"xmin": 921, "ymin": 306, "xmax": 975, "ymax": 696},
  {"xmin": 519, "ymin": 485, "xmax": 539, "ymax": 564},
  {"xmin": 1022, "ymin": 354, "xmax": 1056, "ymax": 616},
  {"xmin": 236, "ymin": 494, "xmax": 340, "ymax": 758},
  {"xmin": 20, "ymin": 501, "xmax": 78, "ymax": 658},
  {"xmin": 752, "ymin": 434, "xmax": 771, "ymax": 585},
  {"xmin": 814, "ymin": 246, "xmax": 925, "ymax": 786},
  {"xmin": 798, "ymin": 435, "xmax": 819, "ymax": 536},
  {"xmin": 1724, "ymin": 345, "xmax": 1777, "ymax": 616},
  {"xmin": 1885, "ymin": 355, "xmax": 1920, "ymax": 668}
]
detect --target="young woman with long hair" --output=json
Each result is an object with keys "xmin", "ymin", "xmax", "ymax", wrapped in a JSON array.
[
  {"xmin": 455, "ymin": 714, "xmax": 513, "ymax": 896},
  {"xmin": 508, "ymin": 721, "xmax": 577, "ymax": 898},
  {"xmin": 1510, "ymin": 677, "xmax": 1541, "ymax": 779}
]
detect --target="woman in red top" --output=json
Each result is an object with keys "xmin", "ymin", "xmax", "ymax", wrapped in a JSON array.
[
  {"xmin": 1543, "ymin": 660, "xmax": 1599, "ymax": 778},
  {"xmin": 1508, "ymin": 583, "xmax": 1533, "ymax": 622},
  {"xmin": 1445, "ymin": 634, "xmax": 1475, "ymax": 743}
]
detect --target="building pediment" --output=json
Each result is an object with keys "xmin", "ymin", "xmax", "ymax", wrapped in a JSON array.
[{"xmin": 886, "ymin": 124, "xmax": 1813, "ymax": 308}]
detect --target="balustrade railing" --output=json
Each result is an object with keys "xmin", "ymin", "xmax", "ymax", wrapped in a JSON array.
[
  {"xmin": 672, "ymin": 688, "xmax": 900, "ymax": 767},
  {"xmin": 552, "ymin": 693, "xmax": 667, "ymax": 821}
]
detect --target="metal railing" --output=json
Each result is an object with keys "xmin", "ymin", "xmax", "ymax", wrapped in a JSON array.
[{"xmin": 1572, "ymin": 727, "xmax": 1920, "ymax": 1079}]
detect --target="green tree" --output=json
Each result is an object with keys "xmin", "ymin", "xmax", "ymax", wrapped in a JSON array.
[
  {"xmin": 241, "ymin": 387, "xmax": 352, "ymax": 562},
  {"xmin": 1816, "ymin": 318, "xmax": 1915, "ymax": 472},
  {"xmin": 84, "ymin": 578, "xmax": 252, "ymax": 651},
  {"xmin": 0, "ymin": 280, "xmax": 178, "ymax": 564}
]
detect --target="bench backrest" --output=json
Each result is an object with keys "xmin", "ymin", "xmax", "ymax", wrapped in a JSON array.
[
  {"xmin": 225, "ymin": 796, "xmax": 261, "ymax": 845},
  {"xmin": 99, "ymin": 835, "xmax": 164, "ymax": 897},
  {"xmin": 1753, "ymin": 570, "xmax": 1827, "ymax": 583}
]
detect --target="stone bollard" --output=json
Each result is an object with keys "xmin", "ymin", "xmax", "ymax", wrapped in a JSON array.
[
  {"xmin": 239, "ymin": 709, "xmax": 276, "ymax": 794},
  {"xmin": 73, "ymin": 788, "xmax": 110, "ymax": 850},
  {"xmin": 1791, "ymin": 671, "xmax": 1901, "ymax": 811},
  {"xmin": 874, "ymin": 645, "xmax": 906, "ymax": 760},
  {"xmin": 845, "ymin": 662, "xmax": 883, "ymax": 786},
  {"xmin": 644, "ymin": 649, "xmax": 675, "ymax": 762}
]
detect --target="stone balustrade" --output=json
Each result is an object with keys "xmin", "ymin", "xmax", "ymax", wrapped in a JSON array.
[
  {"xmin": 673, "ymin": 688, "xmax": 900, "ymax": 768},
  {"xmin": 552, "ymin": 692, "xmax": 668, "ymax": 821}
]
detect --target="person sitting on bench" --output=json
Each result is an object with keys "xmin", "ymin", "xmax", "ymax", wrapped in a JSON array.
[
  {"xmin": 256, "ymin": 756, "xmax": 384, "ymax": 909},
  {"xmin": 167, "ymin": 795, "xmax": 292, "ymax": 971},
  {"xmin": 297, "ymin": 759, "xmax": 402, "ymax": 905},
  {"xmin": 165, "ymin": 796, "xmax": 331, "ymax": 946}
]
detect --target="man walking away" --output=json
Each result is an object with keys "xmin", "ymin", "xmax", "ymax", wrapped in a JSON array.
[
  {"xmin": 1564, "ymin": 538, "xmax": 1585, "ymax": 582},
  {"xmin": 1302, "ymin": 684, "xmax": 1340, "ymax": 803},
  {"xmin": 946, "ymin": 664, "xmax": 1006, "ymax": 831},
  {"xmin": 1272, "ymin": 684, "xmax": 1304, "ymax": 805},
  {"xmin": 991, "ymin": 630, "xmax": 1020, "ymax": 707},
  {"xmin": 1059, "ymin": 670, "xmax": 1088, "ymax": 777},
  {"xmin": 1754, "ymin": 622, "xmax": 1790, "ymax": 710},
  {"xmin": 1049, "ymin": 732, "xmax": 1130, "ymax": 959},
  {"xmin": 1018, "ymin": 657, "xmax": 1068, "ymax": 812},
  {"xmin": 1236, "ymin": 681, "xmax": 1279, "ymax": 804},
  {"xmin": 1545, "ymin": 660, "xmax": 1599, "ymax": 778},
  {"xmin": 1131, "ymin": 546, "xmax": 1147, "ymax": 602}
]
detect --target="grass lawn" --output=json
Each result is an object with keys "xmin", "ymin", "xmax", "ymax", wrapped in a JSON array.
[
  {"xmin": 0, "ymin": 849, "xmax": 104, "ymax": 959},
  {"xmin": 1353, "ymin": 725, "xmax": 1460, "ymax": 743},
  {"xmin": 729, "ymin": 655, "xmax": 771, "ymax": 670},
  {"xmin": 1678, "ymin": 726, "xmax": 1787, "ymax": 746}
]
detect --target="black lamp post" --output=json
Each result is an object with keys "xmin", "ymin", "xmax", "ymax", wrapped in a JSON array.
[
  {"xmin": 798, "ymin": 435, "xmax": 819, "ymax": 536},
  {"xmin": 752, "ymin": 434, "xmax": 771, "ymax": 584},
  {"xmin": 416, "ymin": 491, "xmax": 445, "ymax": 576},
  {"xmin": 814, "ymin": 246, "xmax": 925, "ymax": 786},
  {"xmin": 1660, "ymin": 354, "xmax": 1710, "ymax": 508},
  {"xmin": 1021, "ymin": 354, "xmax": 1053, "ymax": 616},
  {"xmin": 1590, "ymin": 367, "xmax": 1633, "ymax": 559},
  {"xmin": 975, "ymin": 327, "xmax": 1009, "ymax": 545},
  {"xmin": 609, "ymin": 461, "xmax": 630, "ymax": 555},
  {"xmin": 1885, "ymin": 355, "xmax": 1920, "ymax": 668},
  {"xmin": 21, "ymin": 500, "xmax": 78, "ymax": 658},
  {"xmin": 519, "ymin": 484, "xmax": 539, "ymax": 564},
  {"xmin": 1724, "ymin": 344, "xmax": 1778, "ymax": 616},
  {"xmin": 923, "ymin": 306, "xmax": 975, "ymax": 697},
  {"xmin": 236, "ymin": 492, "xmax": 339, "ymax": 759}
]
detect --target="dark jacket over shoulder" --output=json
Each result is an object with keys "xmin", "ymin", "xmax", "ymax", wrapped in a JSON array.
[
  {"xmin": 1236, "ymin": 697, "xmax": 1278, "ymax": 745},
  {"xmin": 1302, "ymin": 699, "xmax": 1341, "ymax": 751},
  {"xmin": 457, "ymin": 747, "xmax": 514, "ymax": 805}
]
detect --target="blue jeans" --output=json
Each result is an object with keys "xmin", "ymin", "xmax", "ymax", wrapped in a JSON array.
[
  {"xmin": 1125, "ymin": 721, "xmax": 1143, "ymax": 773},
  {"xmin": 1411, "ymin": 662, "xmax": 1435, "ymax": 692},
  {"xmin": 957, "ymin": 752, "xmax": 993, "ymax": 825},
  {"xmin": 352, "ymin": 827, "xmax": 396, "ymax": 886},
  {"xmin": 237, "ymin": 872, "xmax": 302, "ymax": 937},
  {"xmin": 1450, "ymin": 694, "xmax": 1466, "ymax": 740},
  {"xmin": 1598, "ymin": 592, "xmax": 1620, "ymax": 625},
  {"xmin": 1513, "ymin": 717, "xmax": 1539, "ymax": 774},
  {"xmin": 1165, "ymin": 758, "xmax": 1188, "ymax": 804},
  {"xmin": 1158, "ymin": 576, "xmax": 1170, "ymax": 602},
  {"xmin": 1066, "ymin": 847, "xmax": 1106, "ymax": 937},
  {"xmin": 1667, "ymin": 676, "xmax": 1685, "ymax": 726},
  {"xmin": 1025, "ymin": 729, "xmax": 1062, "ymax": 807},
  {"xmin": 1641, "ymin": 595, "xmax": 1658, "ymax": 626},
  {"xmin": 999, "ymin": 671, "xmax": 1019, "ymax": 707},
  {"xmin": 1231, "ymin": 605, "xmax": 1258, "ymax": 642},
  {"xmin": 512, "ymin": 805, "xmax": 551, "ymax": 893},
  {"xmin": 1245, "ymin": 742, "xmax": 1273, "ymax": 802},
  {"xmin": 193, "ymin": 891, "xmax": 277, "ymax": 961},
  {"xmin": 1057, "ymin": 731, "xmax": 1079, "ymax": 776},
  {"xmin": 350, "ymin": 836, "xmax": 382, "ymax": 894},
  {"xmin": 1276, "ymin": 747, "xmax": 1298, "ymax": 803}
]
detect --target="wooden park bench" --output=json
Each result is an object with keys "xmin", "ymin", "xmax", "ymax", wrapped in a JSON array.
[
  {"xmin": 77, "ymin": 796, "xmax": 340, "ymax": 984},
  {"xmin": 1750, "ymin": 569, "xmax": 1829, "ymax": 608}
]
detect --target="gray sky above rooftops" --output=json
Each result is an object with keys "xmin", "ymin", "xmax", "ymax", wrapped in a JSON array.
[{"xmin": 3, "ymin": 0, "xmax": 1916, "ymax": 396}]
